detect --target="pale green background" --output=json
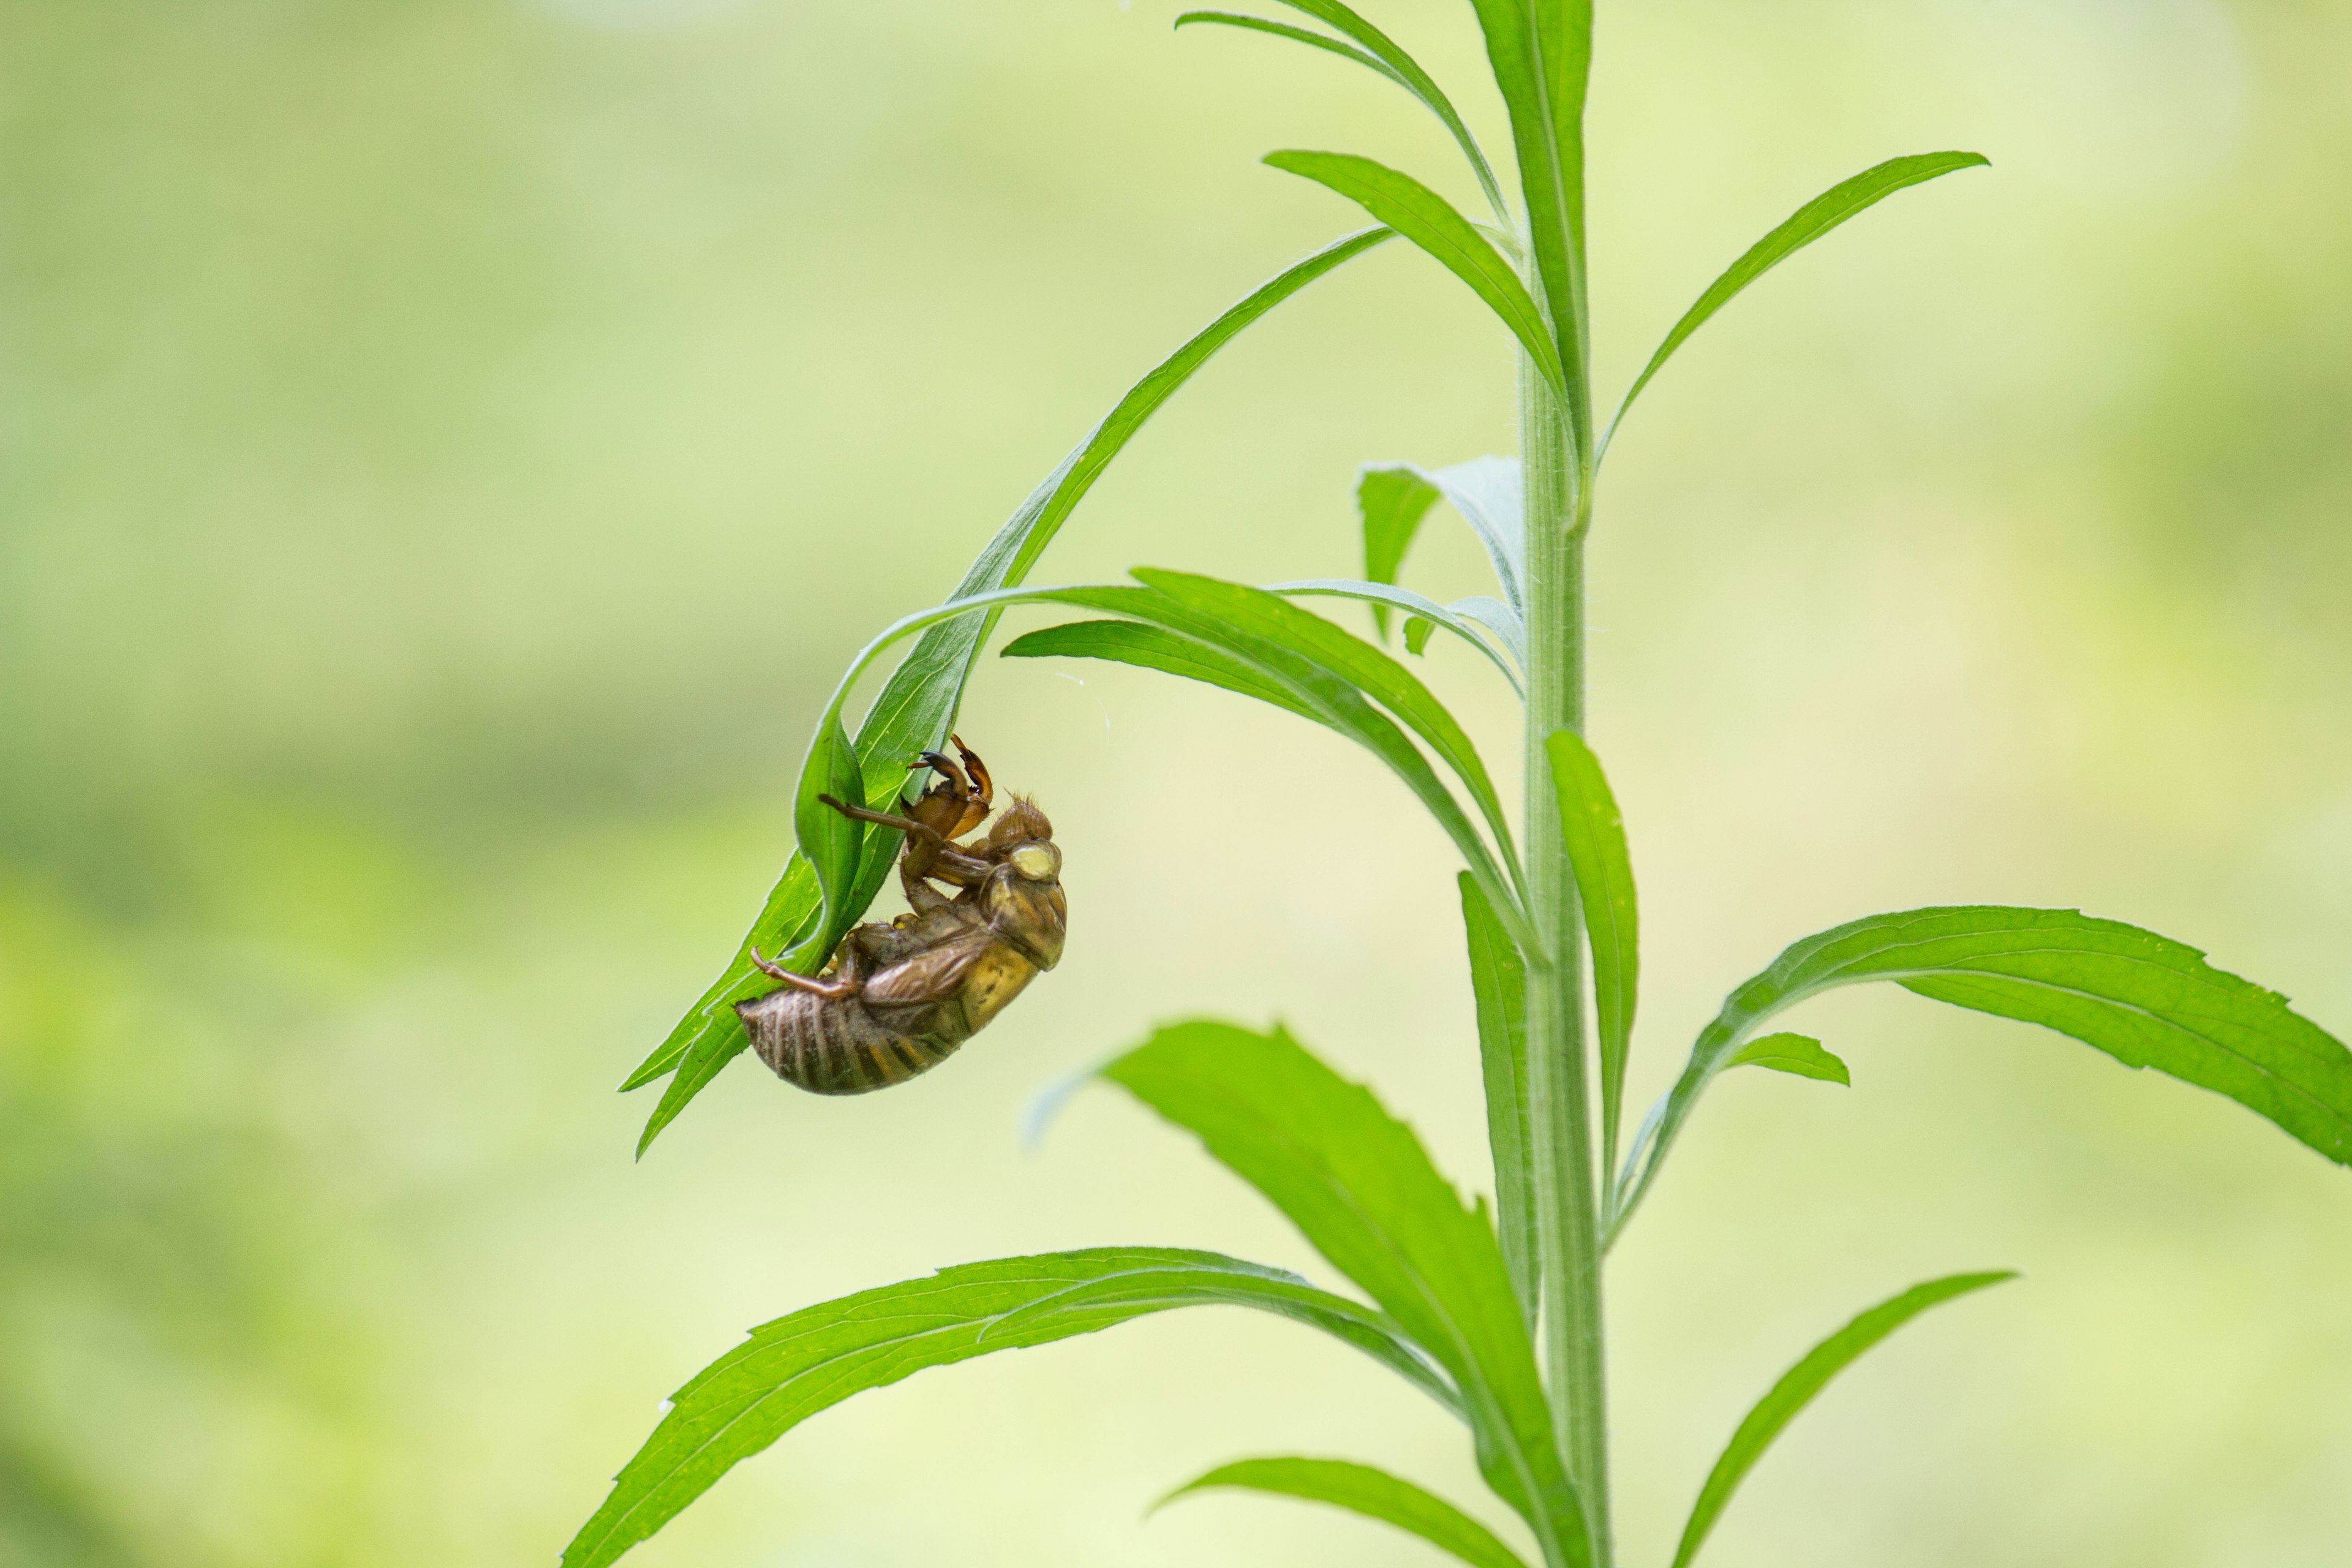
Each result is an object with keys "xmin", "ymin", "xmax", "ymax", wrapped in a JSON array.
[{"xmin": 2, "ymin": 1, "xmax": 2348, "ymax": 1565}]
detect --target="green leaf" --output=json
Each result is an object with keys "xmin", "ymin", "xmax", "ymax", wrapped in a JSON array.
[
  {"xmin": 560, "ymin": 1248, "xmax": 1450, "ymax": 1568},
  {"xmin": 1726, "ymin": 1031, "xmax": 1849, "ymax": 1087},
  {"xmin": 619, "ymin": 227, "xmax": 1395, "ymax": 1147},
  {"xmin": 1461, "ymin": 873, "xmax": 1536, "ymax": 1327},
  {"xmin": 1159, "ymin": 1456, "xmax": 1531, "ymax": 1568},
  {"xmin": 1132, "ymin": 569, "xmax": 1522, "ymax": 903},
  {"xmin": 1464, "ymin": 0, "xmax": 1594, "ymax": 443},
  {"xmin": 1266, "ymin": 151, "xmax": 1565, "ymax": 395},
  {"xmin": 1668, "ymin": 1271, "xmax": 2016, "ymax": 1568},
  {"xmin": 1001, "ymin": 619, "xmax": 1320, "ymax": 722},
  {"xmin": 1605, "ymin": 152, "xmax": 1991, "ymax": 451},
  {"xmin": 797, "ymin": 714, "xmax": 865, "ymax": 932},
  {"xmin": 1543, "ymin": 731, "xmax": 1638, "ymax": 1174},
  {"xmin": 1359, "ymin": 466, "xmax": 1446, "ymax": 638},
  {"xmin": 1613, "ymin": 907, "xmax": 2352, "ymax": 1238},
  {"xmin": 1179, "ymin": 9, "xmax": 1389, "ymax": 75},
  {"xmin": 1273, "ymin": 0, "xmax": 1509, "ymax": 219},
  {"xmin": 1103, "ymin": 1021, "xmax": 1589, "ymax": 1566},
  {"xmin": 1178, "ymin": 3, "xmax": 1508, "ymax": 219},
  {"xmin": 794, "ymin": 576, "xmax": 1535, "ymax": 951},
  {"xmin": 1268, "ymin": 579, "xmax": 1523, "ymax": 692}
]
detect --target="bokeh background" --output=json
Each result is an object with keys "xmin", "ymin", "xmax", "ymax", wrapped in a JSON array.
[{"xmin": 4, "ymin": 0, "xmax": 2348, "ymax": 1564}]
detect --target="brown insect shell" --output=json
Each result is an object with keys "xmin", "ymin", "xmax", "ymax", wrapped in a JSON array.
[{"xmin": 976, "ymin": 797, "xmax": 1065, "ymax": 970}]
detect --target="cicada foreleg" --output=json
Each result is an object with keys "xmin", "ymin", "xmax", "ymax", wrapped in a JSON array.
[{"xmin": 817, "ymin": 794, "xmax": 994, "ymax": 887}]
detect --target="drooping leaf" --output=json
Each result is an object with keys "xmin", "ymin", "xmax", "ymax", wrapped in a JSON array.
[
  {"xmin": 1267, "ymin": 579, "xmax": 1523, "ymax": 691},
  {"xmin": 1405, "ymin": 616, "xmax": 1437, "ymax": 655},
  {"xmin": 1605, "ymin": 152, "xmax": 1990, "ymax": 451},
  {"xmin": 1267, "ymin": 151, "xmax": 1564, "ymax": 394},
  {"xmin": 1543, "ymin": 731, "xmax": 1638, "ymax": 1173},
  {"xmin": 1668, "ymin": 1272, "xmax": 2016, "ymax": 1568},
  {"xmin": 1103, "ymin": 1021, "xmax": 1589, "ymax": 1564},
  {"xmin": 1179, "ymin": 2, "xmax": 1507, "ymax": 219},
  {"xmin": 814, "ymin": 578, "xmax": 1531, "ymax": 950},
  {"xmin": 1461, "ymin": 873, "xmax": 1536, "ymax": 1325},
  {"xmin": 620, "ymin": 227, "xmax": 1395, "ymax": 1147},
  {"xmin": 1132, "ymin": 569, "xmax": 1522, "ymax": 900},
  {"xmin": 1178, "ymin": 9, "xmax": 1390, "ymax": 75},
  {"xmin": 1613, "ymin": 907, "xmax": 2352, "ymax": 1237},
  {"xmin": 1464, "ymin": 0, "xmax": 1595, "ymax": 445},
  {"xmin": 560, "ymin": 1248, "xmax": 1451, "ymax": 1568},
  {"xmin": 1726, "ymin": 1031, "xmax": 1849, "ymax": 1087},
  {"xmin": 1001, "ymin": 619, "xmax": 1319, "ymax": 722},
  {"xmin": 1158, "ymin": 1455, "xmax": 1531, "ymax": 1568}
]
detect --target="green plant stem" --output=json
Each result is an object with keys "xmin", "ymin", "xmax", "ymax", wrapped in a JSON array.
[{"xmin": 1520, "ymin": 352, "xmax": 1611, "ymax": 1567}]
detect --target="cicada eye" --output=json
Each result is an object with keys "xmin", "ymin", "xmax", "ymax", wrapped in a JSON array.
[{"xmin": 1008, "ymin": 843, "xmax": 1059, "ymax": 881}]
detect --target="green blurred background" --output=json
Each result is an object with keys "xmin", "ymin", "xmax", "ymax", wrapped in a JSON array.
[{"xmin": 2, "ymin": 0, "xmax": 2347, "ymax": 1564}]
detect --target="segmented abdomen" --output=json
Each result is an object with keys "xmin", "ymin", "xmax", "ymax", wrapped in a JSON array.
[{"xmin": 736, "ymin": 989, "xmax": 962, "ymax": 1096}]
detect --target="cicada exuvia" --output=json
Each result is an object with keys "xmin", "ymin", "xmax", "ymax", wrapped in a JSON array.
[{"xmin": 736, "ymin": 737, "xmax": 1066, "ymax": 1094}]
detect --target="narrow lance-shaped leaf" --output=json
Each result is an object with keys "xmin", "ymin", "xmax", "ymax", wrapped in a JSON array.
[
  {"xmin": 1464, "ymin": 0, "xmax": 1595, "ymax": 447},
  {"xmin": 619, "ymin": 227, "xmax": 1395, "ymax": 1150},
  {"xmin": 1725, "ymin": 1031, "xmax": 1849, "ymax": 1086},
  {"xmin": 1267, "ymin": 151, "xmax": 1565, "ymax": 394},
  {"xmin": 797, "ymin": 714, "xmax": 866, "ymax": 932},
  {"xmin": 1178, "ymin": 1, "xmax": 1508, "ymax": 219},
  {"xmin": 1133, "ymin": 569, "xmax": 1523, "ymax": 903},
  {"xmin": 1613, "ymin": 907, "xmax": 2352, "ymax": 1240},
  {"xmin": 805, "ymin": 576, "xmax": 1536, "ymax": 949},
  {"xmin": 1461, "ymin": 873, "xmax": 1536, "ymax": 1326},
  {"xmin": 1158, "ymin": 1456, "xmax": 1530, "ymax": 1568},
  {"xmin": 1359, "ymin": 465, "xmax": 1445, "ymax": 639},
  {"xmin": 1605, "ymin": 151, "xmax": 1990, "ymax": 452},
  {"xmin": 1104, "ymin": 1021, "xmax": 1590, "ymax": 1566},
  {"xmin": 993, "ymin": 573, "xmax": 1531, "ymax": 940},
  {"xmin": 1670, "ymin": 1272, "xmax": 2016, "ymax": 1568},
  {"xmin": 560, "ymin": 1249, "xmax": 1453, "ymax": 1568},
  {"xmin": 1179, "ymin": 10, "xmax": 1389, "ymax": 74},
  {"xmin": 1003, "ymin": 620, "xmax": 1319, "ymax": 722},
  {"xmin": 1268, "ymin": 579, "xmax": 1523, "ymax": 692},
  {"xmin": 1275, "ymin": 0, "xmax": 1509, "ymax": 218},
  {"xmin": 1544, "ymin": 731, "xmax": 1638, "ymax": 1175}
]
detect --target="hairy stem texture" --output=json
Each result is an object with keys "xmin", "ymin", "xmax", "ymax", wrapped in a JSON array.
[{"xmin": 1520, "ymin": 353, "xmax": 1611, "ymax": 1567}]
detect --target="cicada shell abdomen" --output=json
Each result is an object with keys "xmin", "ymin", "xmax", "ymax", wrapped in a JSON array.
[{"xmin": 736, "ymin": 989, "xmax": 963, "ymax": 1096}]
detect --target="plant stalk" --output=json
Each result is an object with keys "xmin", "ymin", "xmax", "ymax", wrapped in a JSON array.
[{"xmin": 1520, "ymin": 351, "xmax": 1611, "ymax": 1567}]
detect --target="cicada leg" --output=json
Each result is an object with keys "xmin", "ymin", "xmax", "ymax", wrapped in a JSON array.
[
  {"xmin": 747, "ymin": 941, "xmax": 862, "ymax": 1001},
  {"xmin": 818, "ymin": 794, "xmax": 993, "ymax": 885}
]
